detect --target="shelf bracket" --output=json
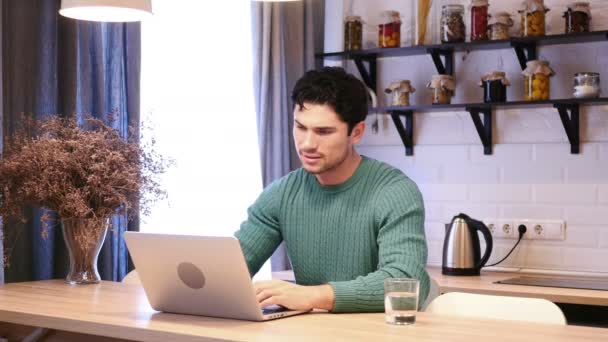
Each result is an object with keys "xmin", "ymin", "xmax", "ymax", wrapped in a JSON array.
[
  {"xmin": 426, "ymin": 48, "xmax": 454, "ymax": 75},
  {"xmin": 353, "ymin": 55, "xmax": 377, "ymax": 92},
  {"xmin": 511, "ymin": 41, "xmax": 537, "ymax": 70},
  {"xmin": 554, "ymin": 103, "xmax": 580, "ymax": 154},
  {"xmin": 390, "ymin": 110, "xmax": 415, "ymax": 156},
  {"xmin": 466, "ymin": 106, "xmax": 493, "ymax": 155}
]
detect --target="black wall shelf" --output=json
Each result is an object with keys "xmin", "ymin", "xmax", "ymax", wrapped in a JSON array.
[{"xmin": 316, "ymin": 31, "xmax": 608, "ymax": 156}]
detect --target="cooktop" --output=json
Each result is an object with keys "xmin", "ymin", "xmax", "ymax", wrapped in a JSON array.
[{"xmin": 495, "ymin": 276, "xmax": 608, "ymax": 291}]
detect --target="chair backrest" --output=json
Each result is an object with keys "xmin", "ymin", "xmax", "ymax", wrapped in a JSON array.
[
  {"xmin": 122, "ymin": 270, "xmax": 141, "ymax": 284},
  {"xmin": 424, "ymin": 292, "xmax": 566, "ymax": 325}
]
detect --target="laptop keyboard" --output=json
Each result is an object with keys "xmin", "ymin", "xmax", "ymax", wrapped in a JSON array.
[{"xmin": 262, "ymin": 305, "xmax": 289, "ymax": 315}]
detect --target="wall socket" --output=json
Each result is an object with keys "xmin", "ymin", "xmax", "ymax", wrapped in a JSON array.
[{"xmin": 483, "ymin": 219, "xmax": 566, "ymax": 241}]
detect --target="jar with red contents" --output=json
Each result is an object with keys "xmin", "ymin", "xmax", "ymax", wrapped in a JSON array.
[
  {"xmin": 378, "ymin": 10, "xmax": 401, "ymax": 48},
  {"xmin": 471, "ymin": 0, "xmax": 490, "ymax": 41}
]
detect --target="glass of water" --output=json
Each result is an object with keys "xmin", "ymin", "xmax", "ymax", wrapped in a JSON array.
[{"xmin": 384, "ymin": 278, "xmax": 419, "ymax": 325}]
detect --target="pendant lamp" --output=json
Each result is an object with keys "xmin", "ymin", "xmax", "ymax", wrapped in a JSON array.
[{"xmin": 59, "ymin": 0, "xmax": 152, "ymax": 22}]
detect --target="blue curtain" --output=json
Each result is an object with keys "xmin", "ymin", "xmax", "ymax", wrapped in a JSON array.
[{"xmin": 1, "ymin": 0, "xmax": 140, "ymax": 282}]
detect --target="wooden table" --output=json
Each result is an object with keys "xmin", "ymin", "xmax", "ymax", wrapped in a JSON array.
[{"xmin": 0, "ymin": 280, "xmax": 607, "ymax": 341}]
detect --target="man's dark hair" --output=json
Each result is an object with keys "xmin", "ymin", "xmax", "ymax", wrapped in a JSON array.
[{"xmin": 291, "ymin": 67, "xmax": 368, "ymax": 135}]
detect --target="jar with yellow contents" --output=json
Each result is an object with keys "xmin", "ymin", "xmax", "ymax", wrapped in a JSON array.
[
  {"xmin": 522, "ymin": 60, "xmax": 555, "ymax": 101},
  {"xmin": 379, "ymin": 10, "xmax": 401, "ymax": 48},
  {"xmin": 519, "ymin": 0, "xmax": 550, "ymax": 37}
]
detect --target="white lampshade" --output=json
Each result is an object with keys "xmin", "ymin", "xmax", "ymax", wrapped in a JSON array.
[{"xmin": 59, "ymin": 0, "xmax": 152, "ymax": 22}]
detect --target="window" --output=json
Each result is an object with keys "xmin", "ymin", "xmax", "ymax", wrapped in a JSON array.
[{"xmin": 140, "ymin": 1, "xmax": 268, "ymax": 277}]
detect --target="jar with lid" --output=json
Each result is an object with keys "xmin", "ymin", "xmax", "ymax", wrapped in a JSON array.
[
  {"xmin": 573, "ymin": 72, "xmax": 600, "ymax": 98},
  {"xmin": 563, "ymin": 2, "xmax": 591, "ymax": 34},
  {"xmin": 427, "ymin": 75, "xmax": 456, "ymax": 104},
  {"xmin": 519, "ymin": 0, "xmax": 550, "ymax": 37},
  {"xmin": 479, "ymin": 71, "xmax": 510, "ymax": 103},
  {"xmin": 488, "ymin": 12, "xmax": 513, "ymax": 40},
  {"xmin": 441, "ymin": 4, "xmax": 465, "ymax": 43},
  {"xmin": 471, "ymin": 0, "xmax": 490, "ymax": 41},
  {"xmin": 385, "ymin": 80, "xmax": 416, "ymax": 106},
  {"xmin": 379, "ymin": 10, "xmax": 401, "ymax": 48},
  {"xmin": 344, "ymin": 16, "xmax": 363, "ymax": 51},
  {"xmin": 522, "ymin": 60, "xmax": 555, "ymax": 101}
]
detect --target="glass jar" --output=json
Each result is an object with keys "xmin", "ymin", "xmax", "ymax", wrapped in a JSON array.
[
  {"xmin": 480, "ymin": 71, "xmax": 510, "ymax": 103},
  {"xmin": 379, "ymin": 10, "xmax": 401, "ymax": 48},
  {"xmin": 564, "ymin": 2, "xmax": 591, "ymax": 34},
  {"xmin": 522, "ymin": 60, "xmax": 554, "ymax": 101},
  {"xmin": 385, "ymin": 80, "xmax": 416, "ymax": 106},
  {"xmin": 441, "ymin": 4, "xmax": 466, "ymax": 43},
  {"xmin": 520, "ymin": 0, "xmax": 549, "ymax": 37},
  {"xmin": 489, "ymin": 12, "xmax": 513, "ymax": 40},
  {"xmin": 428, "ymin": 75, "xmax": 455, "ymax": 104},
  {"xmin": 471, "ymin": 0, "xmax": 489, "ymax": 41},
  {"xmin": 344, "ymin": 16, "xmax": 363, "ymax": 51},
  {"xmin": 573, "ymin": 72, "xmax": 600, "ymax": 98}
]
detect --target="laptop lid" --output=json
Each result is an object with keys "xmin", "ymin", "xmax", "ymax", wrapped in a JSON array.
[{"xmin": 124, "ymin": 232, "xmax": 305, "ymax": 321}]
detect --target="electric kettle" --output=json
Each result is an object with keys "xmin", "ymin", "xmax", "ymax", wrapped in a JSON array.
[{"xmin": 442, "ymin": 213, "xmax": 493, "ymax": 276}]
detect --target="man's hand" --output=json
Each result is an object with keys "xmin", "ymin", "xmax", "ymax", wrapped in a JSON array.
[{"xmin": 253, "ymin": 280, "xmax": 335, "ymax": 311}]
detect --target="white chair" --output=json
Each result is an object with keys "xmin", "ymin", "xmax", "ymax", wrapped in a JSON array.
[
  {"xmin": 424, "ymin": 292, "xmax": 566, "ymax": 325},
  {"xmin": 122, "ymin": 270, "xmax": 141, "ymax": 284}
]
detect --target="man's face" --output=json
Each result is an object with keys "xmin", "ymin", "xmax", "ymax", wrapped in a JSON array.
[{"xmin": 293, "ymin": 103, "xmax": 363, "ymax": 175}]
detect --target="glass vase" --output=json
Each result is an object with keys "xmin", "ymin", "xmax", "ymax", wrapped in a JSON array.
[{"xmin": 61, "ymin": 218, "xmax": 109, "ymax": 284}]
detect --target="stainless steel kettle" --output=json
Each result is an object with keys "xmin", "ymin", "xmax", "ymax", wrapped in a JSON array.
[{"xmin": 442, "ymin": 213, "xmax": 493, "ymax": 276}]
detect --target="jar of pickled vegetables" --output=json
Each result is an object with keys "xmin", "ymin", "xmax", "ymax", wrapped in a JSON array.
[
  {"xmin": 563, "ymin": 2, "xmax": 591, "ymax": 34},
  {"xmin": 471, "ymin": 0, "xmax": 489, "ymax": 41},
  {"xmin": 379, "ymin": 10, "xmax": 401, "ymax": 48},
  {"xmin": 522, "ymin": 60, "xmax": 555, "ymax": 101},
  {"xmin": 479, "ymin": 71, "xmax": 510, "ymax": 103},
  {"xmin": 441, "ymin": 4, "xmax": 466, "ymax": 43},
  {"xmin": 385, "ymin": 80, "xmax": 416, "ymax": 106},
  {"xmin": 344, "ymin": 16, "xmax": 363, "ymax": 51},
  {"xmin": 519, "ymin": 0, "xmax": 550, "ymax": 37},
  {"xmin": 488, "ymin": 12, "xmax": 514, "ymax": 40},
  {"xmin": 427, "ymin": 75, "xmax": 456, "ymax": 105}
]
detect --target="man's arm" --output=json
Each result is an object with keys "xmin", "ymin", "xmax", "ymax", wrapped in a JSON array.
[
  {"xmin": 234, "ymin": 181, "xmax": 283, "ymax": 277},
  {"xmin": 328, "ymin": 179, "xmax": 430, "ymax": 313}
]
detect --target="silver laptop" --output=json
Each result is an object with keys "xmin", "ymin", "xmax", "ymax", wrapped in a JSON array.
[{"xmin": 124, "ymin": 232, "xmax": 307, "ymax": 321}]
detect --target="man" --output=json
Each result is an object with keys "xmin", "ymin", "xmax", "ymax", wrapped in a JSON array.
[{"xmin": 235, "ymin": 67, "xmax": 429, "ymax": 313}]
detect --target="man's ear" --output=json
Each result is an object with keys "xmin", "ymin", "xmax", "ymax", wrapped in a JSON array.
[{"xmin": 350, "ymin": 121, "xmax": 366, "ymax": 144}]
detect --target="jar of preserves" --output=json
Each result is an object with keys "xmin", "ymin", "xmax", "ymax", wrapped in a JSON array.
[
  {"xmin": 519, "ymin": 0, "xmax": 550, "ymax": 37},
  {"xmin": 488, "ymin": 12, "xmax": 514, "ymax": 40},
  {"xmin": 385, "ymin": 80, "xmax": 416, "ymax": 106},
  {"xmin": 379, "ymin": 10, "xmax": 401, "ymax": 48},
  {"xmin": 344, "ymin": 16, "xmax": 363, "ymax": 51},
  {"xmin": 479, "ymin": 71, "xmax": 510, "ymax": 103},
  {"xmin": 522, "ymin": 60, "xmax": 555, "ymax": 101},
  {"xmin": 441, "ymin": 4, "xmax": 466, "ymax": 43},
  {"xmin": 427, "ymin": 75, "xmax": 456, "ymax": 104},
  {"xmin": 573, "ymin": 72, "xmax": 600, "ymax": 98},
  {"xmin": 563, "ymin": 2, "xmax": 591, "ymax": 34},
  {"xmin": 471, "ymin": 0, "xmax": 489, "ymax": 41}
]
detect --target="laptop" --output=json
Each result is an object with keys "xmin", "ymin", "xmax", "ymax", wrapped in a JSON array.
[{"xmin": 123, "ymin": 231, "xmax": 308, "ymax": 321}]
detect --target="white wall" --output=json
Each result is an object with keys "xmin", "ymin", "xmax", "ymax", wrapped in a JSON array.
[{"xmin": 327, "ymin": 0, "xmax": 608, "ymax": 273}]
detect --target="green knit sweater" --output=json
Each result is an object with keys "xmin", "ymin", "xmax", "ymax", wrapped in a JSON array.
[{"xmin": 235, "ymin": 156, "xmax": 429, "ymax": 313}]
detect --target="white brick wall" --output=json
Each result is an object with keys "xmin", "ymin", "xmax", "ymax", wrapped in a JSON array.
[{"xmin": 336, "ymin": 0, "xmax": 608, "ymax": 273}]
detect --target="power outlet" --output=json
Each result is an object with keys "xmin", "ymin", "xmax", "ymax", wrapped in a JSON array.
[
  {"xmin": 514, "ymin": 219, "xmax": 566, "ymax": 240},
  {"xmin": 484, "ymin": 219, "xmax": 515, "ymax": 239}
]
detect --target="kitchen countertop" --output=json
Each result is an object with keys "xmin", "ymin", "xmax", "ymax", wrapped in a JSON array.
[{"xmin": 273, "ymin": 267, "xmax": 608, "ymax": 306}]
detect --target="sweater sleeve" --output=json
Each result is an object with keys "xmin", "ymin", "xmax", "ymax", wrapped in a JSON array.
[
  {"xmin": 328, "ymin": 178, "xmax": 430, "ymax": 313},
  {"xmin": 234, "ymin": 180, "xmax": 283, "ymax": 277}
]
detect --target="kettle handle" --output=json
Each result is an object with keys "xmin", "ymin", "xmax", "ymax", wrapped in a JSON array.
[{"xmin": 470, "ymin": 218, "xmax": 493, "ymax": 270}]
